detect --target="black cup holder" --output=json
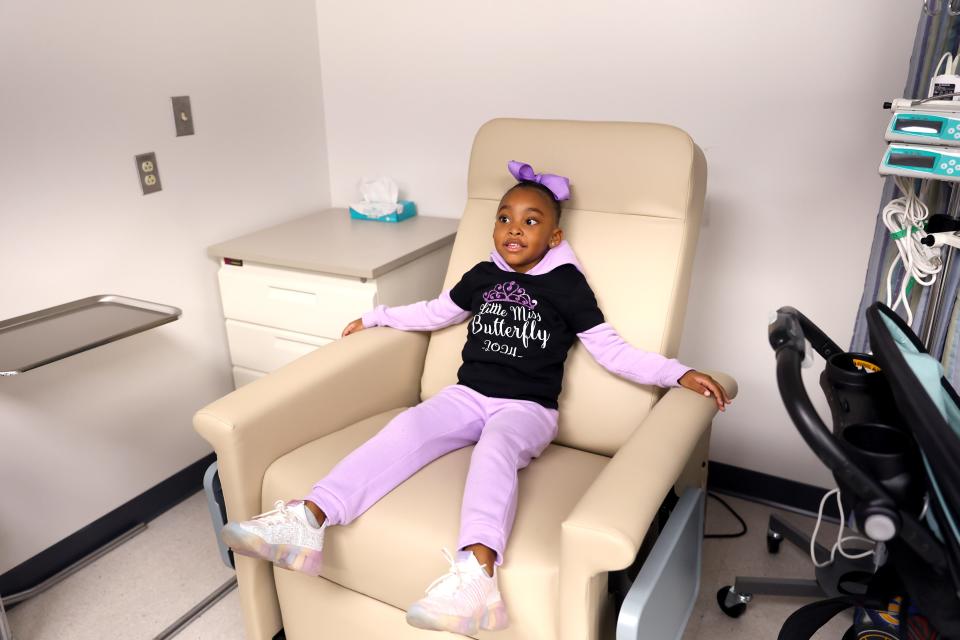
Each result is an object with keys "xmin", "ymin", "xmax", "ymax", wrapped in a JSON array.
[
  {"xmin": 828, "ymin": 352, "xmax": 882, "ymax": 378},
  {"xmin": 842, "ymin": 423, "xmax": 909, "ymax": 456},
  {"xmin": 822, "ymin": 353, "xmax": 902, "ymax": 433},
  {"xmin": 839, "ymin": 422, "xmax": 918, "ymax": 507}
]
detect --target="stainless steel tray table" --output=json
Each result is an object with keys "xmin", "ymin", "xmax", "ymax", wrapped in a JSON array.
[
  {"xmin": 0, "ymin": 294, "xmax": 180, "ymax": 640},
  {"xmin": 0, "ymin": 295, "xmax": 181, "ymax": 376}
]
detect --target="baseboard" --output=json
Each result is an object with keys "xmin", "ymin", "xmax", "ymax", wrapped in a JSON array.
[
  {"xmin": 707, "ymin": 461, "xmax": 841, "ymax": 521},
  {"xmin": 0, "ymin": 452, "xmax": 216, "ymax": 596}
]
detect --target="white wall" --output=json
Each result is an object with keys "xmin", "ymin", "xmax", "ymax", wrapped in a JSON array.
[
  {"xmin": 314, "ymin": 0, "xmax": 919, "ymax": 487},
  {"xmin": 0, "ymin": 1, "xmax": 330, "ymax": 574}
]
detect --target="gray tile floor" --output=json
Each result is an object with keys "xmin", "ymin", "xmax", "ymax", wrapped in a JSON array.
[
  {"xmin": 5, "ymin": 493, "xmax": 240, "ymax": 640},
  {"xmin": 682, "ymin": 495, "xmax": 851, "ymax": 640},
  {"xmin": 5, "ymin": 492, "xmax": 853, "ymax": 639}
]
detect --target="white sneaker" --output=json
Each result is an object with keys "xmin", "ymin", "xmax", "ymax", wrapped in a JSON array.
[
  {"xmin": 405, "ymin": 548, "xmax": 509, "ymax": 635},
  {"xmin": 220, "ymin": 500, "xmax": 325, "ymax": 576}
]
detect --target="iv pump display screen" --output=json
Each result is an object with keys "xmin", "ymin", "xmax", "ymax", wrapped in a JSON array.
[
  {"xmin": 888, "ymin": 154, "xmax": 937, "ymax": 169},
  {"xmin": 894, "ymin": 118, "xmax": 943, "ymax": 134}
]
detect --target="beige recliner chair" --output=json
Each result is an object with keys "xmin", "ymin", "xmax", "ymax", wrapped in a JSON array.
[{"xmin": 195, "ymin": 118, "xmax": 736, "ymax": 640}]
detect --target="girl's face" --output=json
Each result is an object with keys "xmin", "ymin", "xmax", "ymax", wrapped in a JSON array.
[{"xmin": 493, "ymin": 186, "xmax": 563, "ymax": 273}]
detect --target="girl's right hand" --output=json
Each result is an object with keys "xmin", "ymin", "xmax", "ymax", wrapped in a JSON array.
[{"xmin": 342, "ymin": 318, "xmax": 365, "ymax": 337}]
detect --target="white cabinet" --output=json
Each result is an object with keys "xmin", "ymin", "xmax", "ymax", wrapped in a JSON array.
[
  {"xmin": 218, "ymin": 263, "xmax": 376, "ymax": 338},
  {"xmin": 209, "ymin": 209, "xmax": 458, "ymax": 388},
  {"xmin": 224, "ymin": 318, "xmax": 333, "ymax": 373}
]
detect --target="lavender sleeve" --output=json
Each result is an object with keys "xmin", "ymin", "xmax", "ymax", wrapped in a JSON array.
[
  {"xmin": 360, "ymin": 290, "xmax": 471, "ymax": 331},
  {"xmin": 577, "ymin": 322, "xmax": 692, "ymax": 388}
]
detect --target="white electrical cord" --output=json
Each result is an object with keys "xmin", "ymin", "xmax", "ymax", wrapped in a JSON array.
[
  {"xmin": 883, "ymin": 177, "xmax": 942, "ymax": 325},
  {"xmin": 928, "ymin": 46, "xmax": 960, "ymax": 100},
  {"xmin": 934, "ymin": 51, "xmax": 960, "ymax": 77},
  {"xmin": 810, "ymin": 488, "xmax": 877, "ymax": 568}
]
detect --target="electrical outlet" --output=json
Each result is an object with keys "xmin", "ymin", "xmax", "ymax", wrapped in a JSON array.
[
  {"xmin": 172, "ymin": 96, "xmax": 195, "ymax": 137},
  {"xmin": 135, "ymin": 152, "xmax": 162, "ymax": 195}
]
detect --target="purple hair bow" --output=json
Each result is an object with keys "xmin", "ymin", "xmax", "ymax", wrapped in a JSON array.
[{"xmin": 507, "ymin": 160, "xmax": 571, "ymax": 201}]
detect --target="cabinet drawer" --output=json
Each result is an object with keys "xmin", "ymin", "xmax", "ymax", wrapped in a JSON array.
[
  {"xmin": 232, "ymin": 365, "xmax": 266, "ymax": 389},
  {"xmin": 226, "ymin": 319, "xmax": 332, "ymax": 373},
  {"xmin": 218, "ymin": 262, "xmax": 376, "ymax": 336}
]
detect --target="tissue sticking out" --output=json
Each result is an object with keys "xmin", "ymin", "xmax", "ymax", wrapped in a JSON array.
[{"xmin": 349, "ymin": 177, "xmax": 417, "ymax": 223}]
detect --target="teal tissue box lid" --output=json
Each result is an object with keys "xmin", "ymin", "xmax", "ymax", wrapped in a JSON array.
[{"xmin": 349, "ymin": 200, "xmax": 417, "ymax": 223}]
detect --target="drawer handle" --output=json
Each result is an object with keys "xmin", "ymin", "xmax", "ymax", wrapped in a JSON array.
[
  {"xmin": 267, "ymin": 285, "xmax": 317, "ymax": 305},
  {"xmin": 273, "ymin": 337, "xmax": 323, "ymax": 355}
]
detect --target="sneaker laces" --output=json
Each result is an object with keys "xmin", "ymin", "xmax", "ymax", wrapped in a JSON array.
[
  {"xmin": 425, "ymin": 548, "xmax": 467, "ymax": 596},
  {"xmin": 255, "ymin": 500, "xmax": 294, "ymax": 525},
  {"xmin": 424, "ymin": 548, "xmax": 488, "ymax": 602}
]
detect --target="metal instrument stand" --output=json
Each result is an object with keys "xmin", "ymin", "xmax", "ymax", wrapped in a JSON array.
[
  {"xmin": 0, "ymin": 295, "xmax": 181, "ymax": 640},
  {"xmin": 921, "ymin": 183, "xmax": 960, "ymax": 348},
  {"xmin": 0, "ymin": 595, "xmax": 12, "ymax": 640}
]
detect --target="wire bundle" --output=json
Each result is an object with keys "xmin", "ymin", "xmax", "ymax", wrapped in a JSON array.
[
  {"xmin": 883, "ymin": 177, "xmax": 942, "ymax": 325},
  {"xmin": 810, "ymin": 488, "xmax": 876, "ymax": 568}
]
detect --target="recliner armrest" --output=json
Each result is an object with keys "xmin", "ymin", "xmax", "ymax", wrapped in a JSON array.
[
  {"xmin": 195, "ymin": 326, "xmax": 429, "ymax": 519},
  {"xmin": 559, "ymin": 370, "xmax": 737, "ymax": 640},
  {"xmin": 193, "ymin": 327, "xmax": 428, "ymax": 640}
]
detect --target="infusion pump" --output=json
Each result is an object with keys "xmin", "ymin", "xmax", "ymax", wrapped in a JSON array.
[
  {"xmin": 880, "ymin": 143, "xmax": 960, "ymax": 182},
  {"xmin": 887, "ymin": 110, "xmax": 960, "ymax": 146}
]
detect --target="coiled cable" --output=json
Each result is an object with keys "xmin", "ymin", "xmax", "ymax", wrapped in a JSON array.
[{"xmin": 883, "ymin": 177, "xmax": 942, "ymax": 325}]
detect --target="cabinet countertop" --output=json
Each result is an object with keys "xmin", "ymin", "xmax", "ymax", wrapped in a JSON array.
[{"xmin": 207, "ymin": 208, "xmax": 460, "ymax": 280}]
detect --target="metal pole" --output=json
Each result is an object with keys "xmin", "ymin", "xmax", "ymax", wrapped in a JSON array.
[
  {"xmin": 0, "ymin": 591, "xmax": 12, "ymax": 640},
  {"xmin": 152, "ymin": 577, "xmax": 237, "ymax": 640},
  {"xmin": 922, "ymin": 184, "xmax": 960, "ymax": 347},
  {"xmin": 0, "ymin": 523, "xmax": 148, "ymax": 640},
  {"xmin": 0, "ymin": 523, "xmax": 146, "ymax": 607}
]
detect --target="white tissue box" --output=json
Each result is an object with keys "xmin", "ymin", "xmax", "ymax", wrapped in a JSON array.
[{"xmin": 349, "ymin": 200, "xmax": 417, "ymax": 223}]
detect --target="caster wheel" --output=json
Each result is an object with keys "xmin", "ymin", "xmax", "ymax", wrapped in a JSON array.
[
  {"xmin": 767, "ymin": 531, "xmax": 783, "ymax": 554},
  {"xmin": 716, "ymin": 586, "xmax": 750, "ymax": 618}
]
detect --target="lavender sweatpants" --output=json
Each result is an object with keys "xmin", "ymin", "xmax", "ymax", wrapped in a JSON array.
[{"xmin": 304, "ymin": 384, "xmax": 558, "ymax": 565}]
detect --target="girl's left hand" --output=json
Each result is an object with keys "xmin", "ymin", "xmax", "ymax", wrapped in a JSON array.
[{"xmin": 678, "ymin": 370, "xmax": 732, "ymax": 412}]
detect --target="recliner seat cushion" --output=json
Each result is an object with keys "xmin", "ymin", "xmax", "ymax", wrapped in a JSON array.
[{"xmin": 262, "ymin": 407, "xmax": 610, "ymax": 640}]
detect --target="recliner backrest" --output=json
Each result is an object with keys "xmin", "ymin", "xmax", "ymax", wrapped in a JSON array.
[{"xmin": 421, "ymin": 118, "xmax": 706, "ymax": 455}]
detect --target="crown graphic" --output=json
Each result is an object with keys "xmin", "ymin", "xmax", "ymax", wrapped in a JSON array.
[{"xmin": 483, "ymin": 281, "xmax": 538, "ymax": 310}]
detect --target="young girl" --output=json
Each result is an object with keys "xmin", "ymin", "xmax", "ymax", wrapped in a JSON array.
[{"xmin": 222, "ymin": 161, "xmax": 731, "ymax": 636}]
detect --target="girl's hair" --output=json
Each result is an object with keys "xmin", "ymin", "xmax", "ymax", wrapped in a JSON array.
[{"xmin": 505, "ymin": 181, "xmax": 562, "ymax": 223}]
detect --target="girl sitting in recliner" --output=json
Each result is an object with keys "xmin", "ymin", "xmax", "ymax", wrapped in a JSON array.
[{"xmin": 221, "ymin": 161, "xmax": 731, "ymax": 636}]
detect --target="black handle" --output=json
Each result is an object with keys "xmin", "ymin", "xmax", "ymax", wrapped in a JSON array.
[
  {"xmin": 769, "ymin": 306, "xmax": 844, "ymax": 361},
  {"xmin": 769, "ymin": 307, "xmax": 893, "ymax": 507},
  {"xmin": 771, "ymin": 306, "xmax": 950, "ymax": 572}
]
